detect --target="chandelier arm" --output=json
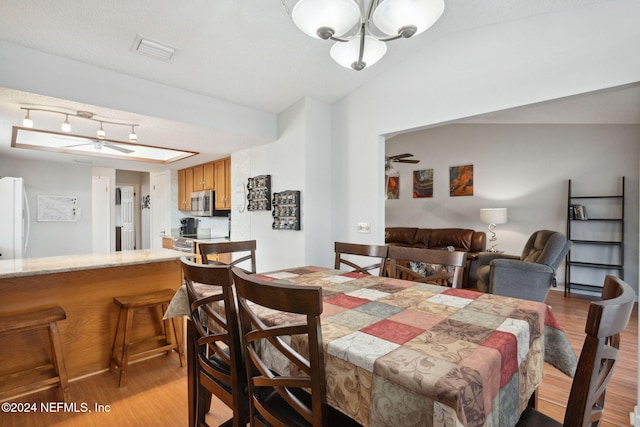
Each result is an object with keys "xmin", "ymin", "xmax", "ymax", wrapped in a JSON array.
[
  {"xmin": 20, "ymin": 107, "xmax": 139, "ymax": 128},
  {"xmin": 357, "ymin": 25, "xmax": 366, "ymax": 66},
  {"xmin": 378, "ymin": 34, "xmax": 403, "ymax": 42}
]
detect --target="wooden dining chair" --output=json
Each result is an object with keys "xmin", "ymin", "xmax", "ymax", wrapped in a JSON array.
[
  {"xmin": 334, "ymin": 242, "xmax": 389, "ymax": 276},
  {"xmin": 181, "ymin": 257, "xmax": 248, "ymax": 427},
  {"xmin": 231, "ymin": 268, "xmax": 362, "ymax": 427},
  {"xmin": 198, "ymin": 240, "xmax": 257, "ymax": 273},
  {"xmin": 516, "ymin": 275, "xmax": 635, "ymax": 427},
  {"xmin": 388, "ymin": 245, "xmax": 467, "ymax": 287}
]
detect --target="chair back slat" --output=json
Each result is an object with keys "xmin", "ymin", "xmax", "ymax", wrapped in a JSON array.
[
  {"xmin": 199, "ymin": 240, "xmax": 257, "ymax": 273},
  {"xmin": 563, "ymin": 275, "xmax": 635, "ymax": 427},
  {"xmin": 388, "ymin": 245, "xmax": 467, "ymax": 287},
  {"xmin": 334, "ymin": 242, "xmax": 389, "ymax": 276},
  {"xmin": 232, "ymin": 267, "xmax": 328, "ymax": 427},
  {"xmin": 180, "ymin": 256, "xmax": 248, "ymax": 427}
]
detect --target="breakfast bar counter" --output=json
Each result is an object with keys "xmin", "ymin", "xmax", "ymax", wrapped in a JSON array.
[{"xmin": 0, "ymin": 249, "xmax": 190, "ymax": 384}]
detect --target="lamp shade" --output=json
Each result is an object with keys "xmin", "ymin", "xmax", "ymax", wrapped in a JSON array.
[
  {"xmin": 372, "ymin": 0, "xmax": 445, "ymax": 37},
  {"xmin": 480, "ymin": 208, "xmax": 508, "ymax": 225},
  {"xmin": 330, "ymin": 36, "xmax": 387, "ymax": 70},
  {"xmin": 291, "ymin": 0, "xmax": 360, "ymax": 39}
]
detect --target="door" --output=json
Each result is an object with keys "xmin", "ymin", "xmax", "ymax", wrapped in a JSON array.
[
  {"xmin": 120, "ymin": 186, "xmax": 135, "ymax": 251},
  {"xmin": 92, "ymin": 176, "xmax": 111, "ymax": 253},
  {"xmin": 150, "ymin": 171, "xmax": 170, "ymax": 250}
]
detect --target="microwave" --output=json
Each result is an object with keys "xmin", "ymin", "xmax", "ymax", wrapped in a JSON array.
[{"xmin": 190, "ymin": 190, "xmax": 214, "ymax": 216}]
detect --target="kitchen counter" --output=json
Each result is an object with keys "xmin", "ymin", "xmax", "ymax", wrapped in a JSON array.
[
  {"xmin": 0, "ymin": 248, "xmax": 192, "ymax": 279},
  {"xmin": 0, "ymin": 249, "xmax": 191, "ymax": 384}
]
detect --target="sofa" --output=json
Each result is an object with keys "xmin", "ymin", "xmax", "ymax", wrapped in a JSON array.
[{"xmin": 385, "ymin": 227, "xmax": 486, "ymax": 287}]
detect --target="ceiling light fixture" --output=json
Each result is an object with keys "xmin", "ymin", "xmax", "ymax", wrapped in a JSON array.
[
  {"xmin": 97, "ymin": 122, "xmax": 106, "ymax": 140},
  {"xmin": 129, "ymin": 125, "xmax": 138, "ymax": 142},
  {"xmin": 19, "ymin": 107, "xmax": 140, "ymax": 143},
  {"xmin": 61, "ymin": 114, "xmax": 71, "ymax": 133},
  {"xmin": 281, "ymin": 0, "xmax": 445, "ymax": 71},
  {"xmin": 22, "ymin": 109, "xmax": 33, "ymax": 128}
]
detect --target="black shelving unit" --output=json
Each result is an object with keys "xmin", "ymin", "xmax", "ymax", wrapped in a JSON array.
[
  {"xmin": 565, "ymin": 177, "xmax": 624, "ymax": 295},
  {"xmin": 272, "ymin": 190, "xmax": 300, "ymax": 230},
  {"xmin": 247, "ymin": 175, "xmax": 271, "ymax": 211}
]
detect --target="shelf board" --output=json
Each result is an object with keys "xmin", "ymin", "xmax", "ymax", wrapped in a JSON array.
[
  {"xmin": 570, "ymin": 240, "xmax": 622, "ymax": 245},
  {"xmin": 569, "ymin": 218, "xmax": 622, "ymax": 222},
  {"xmin": 567, "ymin": 261, "xmax": 623, "ymax": 269},
  {"xmin": 569, "ymin": 195, "xmax": 623, "ymax": 199},
  {"xmin": 567, "ymin": 282, "xmax": 604, "ymax": 292}
]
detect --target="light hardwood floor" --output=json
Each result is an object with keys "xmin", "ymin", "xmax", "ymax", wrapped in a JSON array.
[{"xmin": 2, "ymin": 290, "xmax": 636, "ymax": 427}]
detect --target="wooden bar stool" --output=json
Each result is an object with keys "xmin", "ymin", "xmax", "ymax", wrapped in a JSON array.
[
  {"xmin": 0, "ymin": 305, "xmax": 71, "ymax": 402},
  {"xmin": 110, "ymin": 289, "xmax": 185, "ymax": 387}
]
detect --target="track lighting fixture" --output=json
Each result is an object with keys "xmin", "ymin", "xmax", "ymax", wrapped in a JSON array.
[
  {"xmin": 22, "ymin": 109, "xmax": 33, "ymax": 128},
  {"xmin": 61, "ymin": 114, "xmax": 71, "ymax": 132},
  {"xmin": 97, "ymin": 122, "xmax": 106, "ymax": 140},
  {"xmin": 129, "ymin": 125, "xmax": 138, "ymax": 142},
  {"xmin": 19, "ymin": 107, "xmax": 140, "ymax": 143}
]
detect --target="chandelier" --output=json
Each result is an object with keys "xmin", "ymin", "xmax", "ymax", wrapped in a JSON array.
[
  {"xmin": 20, "ymin": 107, "xmax": 139, "ymax": 142},
  {"xmin": 281, "ymin": 0, "xmax": 445, "ymax": 71}
]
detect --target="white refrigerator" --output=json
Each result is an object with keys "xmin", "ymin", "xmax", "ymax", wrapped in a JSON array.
[{"xmin": 0, "ymin": 177, "xmax": 30, "ymax": 259}]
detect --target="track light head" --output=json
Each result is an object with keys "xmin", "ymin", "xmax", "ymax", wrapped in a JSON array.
[{"xmin": 22, "ymin": 109, "xmax": 33, "ymax": 128}]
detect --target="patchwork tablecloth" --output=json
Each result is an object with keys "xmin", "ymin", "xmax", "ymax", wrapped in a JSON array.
[{"xmin": 250, "ymin": 266, "xmax": 576, "ymax": 427}]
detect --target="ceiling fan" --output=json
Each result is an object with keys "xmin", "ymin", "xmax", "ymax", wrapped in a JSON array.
[
  {"xmin": 56, "ymin": 136, "xmax": 135, "ymax": 154},
  {"xmin": 385, "ymin": 153, "xmax": 420, "ymax": 176}
]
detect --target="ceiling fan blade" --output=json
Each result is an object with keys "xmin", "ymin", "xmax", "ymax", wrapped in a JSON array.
[
  {"xmin": 63, "ymin": 143, "xmax": 92, "ymax": 148},
  {"xmin": 104, "ymin": 142, "xmax": 134, "ymax": 154},
  {"xmin": 389, "ymin": 153, "xmax": 414, "ymax": 160},
  {"xmin": 397, "ymin": 159, "xmax": 420, "ymax": 163}
]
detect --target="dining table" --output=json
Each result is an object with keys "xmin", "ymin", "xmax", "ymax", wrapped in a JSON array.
[{"xmin": 165, "ymin": 265, "xmax": 577, "ymax": 427}]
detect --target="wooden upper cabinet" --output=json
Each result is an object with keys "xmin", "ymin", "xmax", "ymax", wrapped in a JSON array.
[
  {"xmin": 193, "ymin": 164, "xmax": 204, "ymax": 191},
  {"xmin": 179, "ymin": 159, "xmax": 229, "ymax": 211},
  {"xmin": 203, "ymin": 162, "xmax": 214, "ymax": 189},
  {"xmin": 193, "ymin": 163, "xmax": 214, "ymax": 191},
  {"xmin": 178, "ymin": 167, "xmax": 194, "ymax": 211},
  {"xmin": 214, "ymin": 157, "xmax": 231, "ymax": 210}
]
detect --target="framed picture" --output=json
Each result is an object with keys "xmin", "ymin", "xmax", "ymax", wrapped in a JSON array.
[
  {"xmin": 449, "ymin": 164, "xmax": 474, "ymax": 196},
  {"xmin": 413, "ymin": 169, "xmax": 433, "ymax": 198},
  {"xmin": 386, "ymin": 175, "xmax": 399, "ymax": 199}
]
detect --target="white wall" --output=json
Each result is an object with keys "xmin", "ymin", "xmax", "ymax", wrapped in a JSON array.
[
  {"xmin": 330, "ymin": 0, "xmax": 640, "ymax": 250},
  {"xmin": 0, "ymin": 157, "xmax": 93, "ymax": 257},
  {"xmin": 385, "ymin": 123, "xmax": 639, "ymax": 291},
  {"xmin": 232, "ymin": 97, "xmax": 333, "ymax": 272}
]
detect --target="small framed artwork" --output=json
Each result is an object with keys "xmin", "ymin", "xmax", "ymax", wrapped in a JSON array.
[
  {"xmin": 449, "ymin": 164, "xmax": 474, "ymax": 197},
  {"xmin": 386, "ymin": 175, "xmax": 399, "ymax": 199},
  {"xmin": 413, "ymin": 169, "xmax": 433, "ymax": 198}
]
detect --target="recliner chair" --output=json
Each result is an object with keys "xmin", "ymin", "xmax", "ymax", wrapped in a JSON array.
[{"xmin": 475, "ymin": 230, "xmax": 571, "ymax": 302}]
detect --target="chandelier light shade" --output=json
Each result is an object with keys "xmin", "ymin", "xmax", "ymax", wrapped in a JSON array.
[
  {"xmin": 330, "ymin": 35, "xmax": 387, "ymax": 70},
  {"xmin": 372, "ymin": 0, "xmax": 445, "ymax": 38},
  {"xmin": 480, "ymin": 208, "xmax": 508, "ymax": 252},
  {"xmin": 282, "ymin": 0, "xmax": 445, "ymax": 70},
  {"xmin": 291, "ymin": 0, "xmax": 360, "ymax": 39}
]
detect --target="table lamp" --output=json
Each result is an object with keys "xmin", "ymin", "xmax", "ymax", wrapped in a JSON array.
[{"xmin": 480, "ymin": 208, "xmax": 508, "ymax": 252}]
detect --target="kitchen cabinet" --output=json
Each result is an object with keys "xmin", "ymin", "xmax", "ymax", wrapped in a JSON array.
[
  {"xmin": 178, "ymin": 167, "xmax": 194, "ymax": 211},
  {"xmin": 214, "ymin": 157, "xmax": 231, "ymax": 210},
  {"xmin": 193, "ymin": 162, "xmax": 214, "ymax": 191}
]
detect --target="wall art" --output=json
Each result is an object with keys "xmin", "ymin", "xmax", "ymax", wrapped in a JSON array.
[
  {"xmin": 449, "ymin": 164, "xmax": 474, "ymax": 197},
  {"xmin": 413, "ymin": 169, "xmax": 433, "ymax": 198},
  {"xmin": 386, "ymin": 175, "xmax": 399, "ymax": 199}
]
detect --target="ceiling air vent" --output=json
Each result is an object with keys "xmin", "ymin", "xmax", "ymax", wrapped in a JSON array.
[{"xmin": 131, "ymin": 35, "xmax": 177, "ymax": 62}]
